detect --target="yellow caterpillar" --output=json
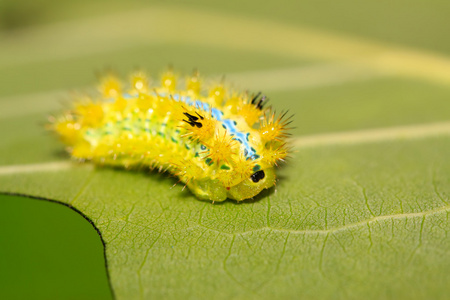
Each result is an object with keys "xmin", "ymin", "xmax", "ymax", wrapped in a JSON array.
[{"xmin": 50, "ymin": 69, "xmax": 291, "ymax": 202}]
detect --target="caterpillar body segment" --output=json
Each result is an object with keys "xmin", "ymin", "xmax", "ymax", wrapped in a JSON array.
[{"xmin": 51, "ymin": 70, "xmax": 290, "ymax": 202}]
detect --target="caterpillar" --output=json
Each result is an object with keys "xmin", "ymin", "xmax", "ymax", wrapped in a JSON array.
[{"xmin": 50, "ymin": 69, "xmax": 291, "ymax": 202}]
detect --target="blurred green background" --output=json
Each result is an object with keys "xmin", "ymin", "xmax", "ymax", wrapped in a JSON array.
[
  {"xmin": 0, "ymin": 0, "xmax": 449, "ymax": 298},
  {"xmin": 0, "ymin": 194, "xmax": 112, "ymax": 299}
]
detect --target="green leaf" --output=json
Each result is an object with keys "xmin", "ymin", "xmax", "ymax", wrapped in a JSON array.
[
  {"xmin": 2, "ymin": 134, "xmax": 450, "ymax": 299},
  {"xmin": 2, "ymin": 2, "xmax": 450, "ymax": 299}
]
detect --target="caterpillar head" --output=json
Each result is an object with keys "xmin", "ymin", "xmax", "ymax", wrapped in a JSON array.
[
  {"xmin": 185, "ymin": 167, "xmax": 276, "ymax": 202},
  {"xmin": 226, "ymin": 167, "xmax": 276, "ymax": 201}
]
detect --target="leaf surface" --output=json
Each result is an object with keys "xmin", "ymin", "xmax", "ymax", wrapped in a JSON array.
[{"xmin": 1, "ymin": 2, "xmax": 450, "ymax": 299}]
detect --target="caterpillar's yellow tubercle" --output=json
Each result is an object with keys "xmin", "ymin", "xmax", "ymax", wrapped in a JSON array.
[{"xmin": 50, "ymin": 70, "xmax": 291, "ymax": 202}]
